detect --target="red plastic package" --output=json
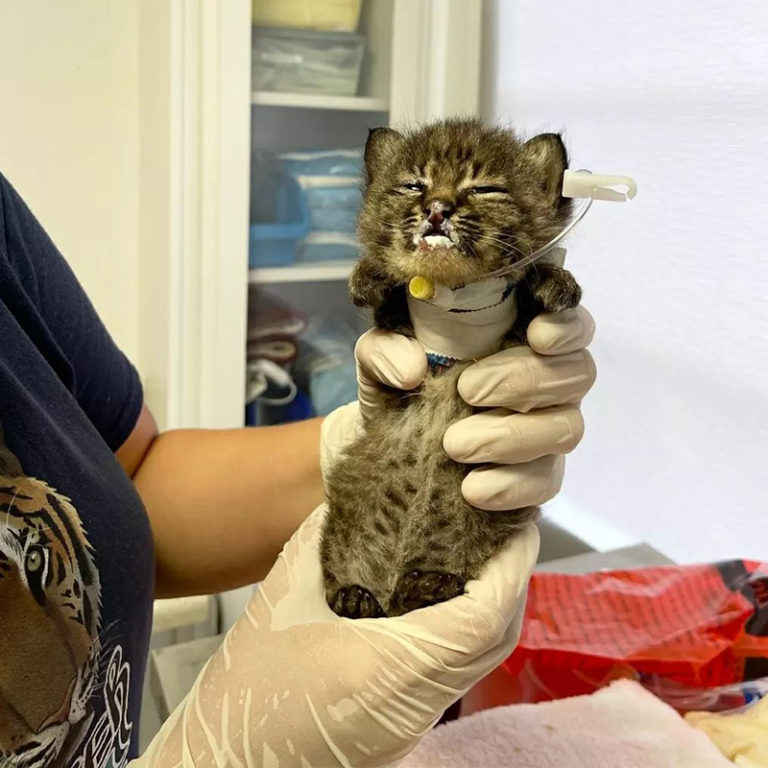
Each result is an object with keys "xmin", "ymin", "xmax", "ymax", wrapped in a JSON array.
[{"xmin": 464, "ymin": 560, "xmax": 768, "ymax": 715}]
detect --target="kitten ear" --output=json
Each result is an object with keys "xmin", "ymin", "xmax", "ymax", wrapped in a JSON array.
[
  {"xmin": 364, "ymin": 127, "xmax": 405, "ymax": 183},
  {"xmin": 520, "ymin": 133, "xmax": 569, "ymax": 203}
]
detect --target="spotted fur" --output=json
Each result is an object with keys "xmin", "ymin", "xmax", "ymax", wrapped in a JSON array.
[{"xmin": 322, "ymin": 119, "xmax": 581, "ymax": 617}]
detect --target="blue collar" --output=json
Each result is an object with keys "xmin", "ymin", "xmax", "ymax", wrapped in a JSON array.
[{"xmin": 426, "ymin": 352, "xmax": 459, "ymax": 370}]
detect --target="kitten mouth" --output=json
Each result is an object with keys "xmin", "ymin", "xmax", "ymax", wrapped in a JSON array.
[
  {"xmin": 413, "ymin": 214, "xmax": 460, "ymax": 251},
  {"xmin": 414, "ymin": 220, "xmax": 460, "ymax": 251},
  {"xmin": 418, "ymin": 234, "xmax": 455, "ymax": 251}
]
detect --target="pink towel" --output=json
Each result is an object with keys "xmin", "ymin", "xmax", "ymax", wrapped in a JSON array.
[{"xmin": 400, "ymin": 681, "xmax": 733, "ymax": 768}]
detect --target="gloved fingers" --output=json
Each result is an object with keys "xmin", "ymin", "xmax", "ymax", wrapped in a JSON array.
[
  {"xmin": 527, "ymin": 305, "xmax": 595, "ymax": 355},
  {"xmin": 457, "ymin": 345, "xmax": 596, "ymax": 413},
  {"xmin": 355, "ymin": 329, "xmax": 428, "ymax": 418},
  {"xmin": 462, "ymin": 454, "xmax": 565, "ymax": 511},
  {"xmin": 387, "ymin": 523, "xmax": 539, "ymax": 659},
  {"xmin": 443, "ymin": 405, "xmax": 585, "ymax": 465}
]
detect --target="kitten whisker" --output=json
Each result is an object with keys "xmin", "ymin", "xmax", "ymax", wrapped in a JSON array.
[{"xmin": 471, "ymin": 234, "xmax": 526, "ymax": 258}]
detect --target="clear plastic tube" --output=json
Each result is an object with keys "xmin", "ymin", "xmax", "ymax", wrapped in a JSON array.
[{"xmin": 482, "ymin": 195, "xmax": 593, "ymax": 281}]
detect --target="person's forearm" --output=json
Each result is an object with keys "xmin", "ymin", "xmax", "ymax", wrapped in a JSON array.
[{"xmin": 133, "ymin": 418, "xmax": 324, "ymax": 598}]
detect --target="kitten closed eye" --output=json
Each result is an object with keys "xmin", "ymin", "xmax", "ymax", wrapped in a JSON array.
[
  {"xmin": 399, "ymin": 181, "xmax": 426, "ymax": 193},
  {"xmin": 466, "ymin": 185, "xmax": 509, "ymax": 195}
]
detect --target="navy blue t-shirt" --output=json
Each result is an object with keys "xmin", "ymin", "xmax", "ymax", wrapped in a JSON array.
[{"xmin": 0, "ymin": 174, "xmax": 154, "ymax": 767}]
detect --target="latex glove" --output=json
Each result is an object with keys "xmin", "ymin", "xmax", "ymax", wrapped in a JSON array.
[
  {"xmin": 445, "ymin": 306, "xmax": 596, "ymax": 510},
  {"xmin": 322, "ymin": 307, "xmax": 596, "ymax": 508},
  {"xmin": 133, "ymin": 505, "xmax": 539, "ymax": 768}
]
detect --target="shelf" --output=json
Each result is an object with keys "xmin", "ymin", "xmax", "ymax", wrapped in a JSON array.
[
  {"xmin": 251, "ymin": 91, "xmax": 389, "ymax": 112},
  {"xmin": 249, "ymin": 260, "xmax": 355, "ymax": 284}
]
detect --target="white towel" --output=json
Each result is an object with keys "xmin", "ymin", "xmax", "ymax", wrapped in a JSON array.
[{"xmin": 400, "ymin": 680, "xmax": 733, "ymax": 768}]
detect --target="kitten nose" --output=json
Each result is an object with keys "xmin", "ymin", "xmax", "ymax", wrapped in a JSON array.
[{"xmin": 425, "ymin": 200, "xmax": 453, "ymax": 226}]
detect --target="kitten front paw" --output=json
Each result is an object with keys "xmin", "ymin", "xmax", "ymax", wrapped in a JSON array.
[
  {"xmin": 330, "ymin": 585, "xmax": 386, "ymax": 619},
  {"xmin": 531, "ymin": 269, "xmax": 582, "ymax": 313},
  {"xmin": 389, "ymin": 570, "xmax": 465, "ymax": 616}
]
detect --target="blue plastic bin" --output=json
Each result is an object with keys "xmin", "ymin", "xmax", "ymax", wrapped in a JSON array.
[
  {"xmin": 304, "ymin": 183, "xmax": 361, "ymax": 233},
  {"xmin": 249, "ymin": 173, "xmax": 311, "ymax": 268},
  {"xmin": 256, "ymin": 150, "xmax": 363, "ymax": 235}
]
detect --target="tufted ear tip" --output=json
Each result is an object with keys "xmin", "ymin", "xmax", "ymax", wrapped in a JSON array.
[
  {"xmin": 364, "ymin": 127, "xmax": 405, "ymax": 183},
  {"xmin": 521, "ymin": 133, "xmax": 569, "ymax": 201}
]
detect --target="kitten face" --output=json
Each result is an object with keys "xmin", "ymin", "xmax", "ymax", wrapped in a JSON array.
[{"xmin": 358, "ymin": 119, "xmax": 573, "ymax": 288}]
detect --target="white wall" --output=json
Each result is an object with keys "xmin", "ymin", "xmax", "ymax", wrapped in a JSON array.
[
  {"xmin": 483, "ymin": 0, "xmax": 768, "ymax": 562},
  {"xmin": 0, "ymin": 1, "xmax": 140, "ymax": 360}
]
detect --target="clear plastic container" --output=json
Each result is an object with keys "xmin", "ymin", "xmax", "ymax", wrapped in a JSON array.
[
  {"xmin": 252, "ymin": 27, "xmax": 365, "ymax": 96},
  {"xmin": 275, "ymin": 149, "xmax": 362, "ymax": 178},
  {"xmin": 299, "ymin": 176, "xmax": 361, "ymax": 233},
  {"xmin": 272, "ymin": 151, "xmax": 363, "ymax": 232},
  {"xmin": 251, "ymin": 0, "xmax": 363, "ymax": 33},
  {"xmin": 256, "ymin": 150, "xmax": 363, "ymax": 235}
]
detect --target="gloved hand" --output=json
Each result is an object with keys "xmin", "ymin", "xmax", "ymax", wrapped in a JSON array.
[
  {"xmin": 133, "ymin": 505, "xmax": 539, "ymax": 768},
  {"xmin": 322, "ymin": 305, "xmax": 596, "ymax": 509}
]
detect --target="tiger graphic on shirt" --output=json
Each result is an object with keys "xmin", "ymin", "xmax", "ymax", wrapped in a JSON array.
[{"xmin": 0, "ymin": 427, "xmax": 133, "ymax": 768}]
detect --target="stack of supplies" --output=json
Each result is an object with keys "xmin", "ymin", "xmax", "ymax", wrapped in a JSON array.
[
  {"xmin": 293, "ymin": 315, "xmax": 358, "ymax": 417},
  {"xmin": 252, "ymin": 27, "xmax": 365, "ymax": 96},
  {"xmin": 249, "ymin": 149, "xmax": 362, "ymax": 268},
  {"xmin": 251, "ymin": 0, "xmax": 363, "ymax": 33},
  {"xmin": 251, "ymin": 0, "xmax": 365, "ymax": 97},
  {"xmin": 464, "ymin": 558, "xmax": 768, "ymax": 716},
  {"xmin": 246, "ymin": 291, "xmax": 359, "ymax": 424},
  {"xmin": 245, "ymin": 292, "xmax": 311, "ymax": 425}
]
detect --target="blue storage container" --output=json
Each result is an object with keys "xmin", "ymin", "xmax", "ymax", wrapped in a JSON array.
[
  {"xmin": 249, "ymin": 173, "xmax": 311, "ymax": 268},
  {"xmin": 250, "ymin": 149, "xmax": 363, "ymax": 266},
  {"xmin": 301, "ymin": 179, "xmax": 361, "ymax": 234}
]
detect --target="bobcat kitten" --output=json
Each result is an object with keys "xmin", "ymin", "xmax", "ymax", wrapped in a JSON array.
[{"xmin": 321, "ymin": 119, "xmax": 580, "ymax": 618}]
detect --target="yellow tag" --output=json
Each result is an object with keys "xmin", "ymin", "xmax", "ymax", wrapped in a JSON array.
[{"xmin": 408, "ymin": 275, "xmax": 435, "ymax": 300}]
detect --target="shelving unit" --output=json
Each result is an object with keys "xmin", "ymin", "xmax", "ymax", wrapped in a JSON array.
[
  {"xmin": 241, "ymin": 0, "xmax": 484, "ymax": 431},
  {"xmin": 251, "ymin": 90, "xmax": 388, "ymax": 112},
  {"xmin": 244, "ymin": 0, "xmax": 401, "ymax": 429}
]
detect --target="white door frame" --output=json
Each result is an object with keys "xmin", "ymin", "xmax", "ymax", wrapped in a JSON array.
[
  {"xmin": 390, "ymin": 0, "xmax": 482, "ymax": 125},
  {"xmin": 138, "ymin": 0, "xmax": 250, "ymax": 430}
]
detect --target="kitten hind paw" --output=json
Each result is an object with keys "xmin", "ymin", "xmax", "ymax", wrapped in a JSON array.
[
  {"xmin": 390, "ymin": 570, "xmax": 465, "ymax": 615},
  {"xmin": 329, "ymin": 585, "xmax": 386, "ymax": 619}
]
